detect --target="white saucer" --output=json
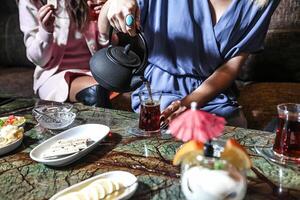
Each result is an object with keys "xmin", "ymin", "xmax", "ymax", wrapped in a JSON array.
[
  {"xmin": 30, "ymin": 124, "xmax": 110, "ymax": 167},
  {"xmin": 127, "ymin": 127, "xmax": 172, "ymax": 139},
  {"xmin": 255, "ymin": 145, "xmax": 300, "ymax": 170}
]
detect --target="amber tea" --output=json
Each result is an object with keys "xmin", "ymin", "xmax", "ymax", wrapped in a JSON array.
[
  {"xmin": 273, "ymin": 103, "xmax": 300, "ymax": 160},
  {"xmin": 138, "ymin": 88, "xmax": 162, "ymax": 134},
  {"xmin": 139, "ymin": 101, "xmax": 161, "ymax": 133}
]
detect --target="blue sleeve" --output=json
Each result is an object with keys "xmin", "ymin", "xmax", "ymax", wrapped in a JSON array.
[
  {"xmin": 224, "ymin": 0, "xmax": 280, "ymax": 59},
  {"xmin": 137, "ymin": 0, "xmax": 148, "ymax": 28}
]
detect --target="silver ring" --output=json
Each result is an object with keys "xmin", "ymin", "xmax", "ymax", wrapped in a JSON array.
[{"xmin": 125, "ymin": 14, "xmax": 135, "ymax": 27}]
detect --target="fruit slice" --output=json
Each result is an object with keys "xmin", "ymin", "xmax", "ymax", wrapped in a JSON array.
[
  {"xmin": 93, "ymin": 178, "xmax": 114, "ymax": 194},
  {"xmin": 173, "ymin": 140, "xmax": 204, "ymax": 166},
  {"xmin": 81, "ymin": 185, "xmax": 99, "ymax": 200},
  {"xmin": 220, "ymin": 138, "xmax": 252, "ymax": 170},
  {"xmin": 111, "ymin": 180, "xmax": 121, "ymax": 191},
  {"xmin": 90, "ymin": 181, "xmax": 106, "ymax": 199}
]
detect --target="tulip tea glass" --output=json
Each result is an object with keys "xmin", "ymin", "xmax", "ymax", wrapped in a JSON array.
[
  {"xmin": 181, "ymin": 154, "xmax": 247, "ymax": 200},
  {"xmin": 137, "ymin": 90, "xmax": 162, "ymax": 136},
  {"xmin": 273, "ymin": 103, "xmax": 300, "ymax": 160}
]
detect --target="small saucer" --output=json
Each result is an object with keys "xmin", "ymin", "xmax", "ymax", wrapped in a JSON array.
[
  {"xmin": 254, "ymin": 145, "xmax": 300, "ymax": 170},
  {"xmin": 127, "ymin": 127, "xmax": 172, "ymax": 138}
]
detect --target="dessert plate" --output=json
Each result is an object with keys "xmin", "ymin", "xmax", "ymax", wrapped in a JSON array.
[
  {"xmin": 30, "ymin": 124, "xmax": 110, "ymax": 166},
  {"xmin": 50, "ymin": 171, "xmax": 138, "ymax": 200}
]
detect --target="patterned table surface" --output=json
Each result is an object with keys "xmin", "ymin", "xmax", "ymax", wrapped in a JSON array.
[{"xmin": 0, "ymin": 97, "xmax": 299, "ymax": 200}]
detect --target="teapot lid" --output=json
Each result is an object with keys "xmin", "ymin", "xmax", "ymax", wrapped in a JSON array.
[{"xmin": 107, "ymin": 44, "xmax": 141, "ymax": 68}]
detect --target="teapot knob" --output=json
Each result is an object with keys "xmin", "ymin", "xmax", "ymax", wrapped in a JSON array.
[{"xmin": 123, "ymin": 44, "xmax": 131, "ymax": 55}]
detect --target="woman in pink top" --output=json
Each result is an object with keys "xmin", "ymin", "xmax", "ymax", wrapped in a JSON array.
[{"xmin": 18, "ymin": 0, "xmax": 112, "ymax": 107}]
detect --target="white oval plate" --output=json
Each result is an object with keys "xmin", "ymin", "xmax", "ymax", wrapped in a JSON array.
[
  {"xmin": 50, "ymin": 171, "xmax": 138, "ymax": 200},
  {"xmin": 0, "ymin": 135, "xmax": 23, "ymax": 156},
  {"xmin": 30, "ymin": 124, "xmax": 110, "ymax": 167}
]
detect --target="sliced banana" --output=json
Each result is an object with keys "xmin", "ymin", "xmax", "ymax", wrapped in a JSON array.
[
  {"xmin": 80, "ymin": 187, "xmax": 98, "ymax": 200},
  {"xmin": 112, "ymin": 180, "xmax": 121, "ymax": 191},
  {"xmin": 81, "ymin": 185, "xmax": 99, "ymax": 200},
  {"xmin": 93, "ymin": 179, "xmax": 114, "ymax": 194},
  {"xmin": 90, "ymin": 181, "xmax": 106, "ymax": 199},
  {"xmin": 56, "ymin": 178, "xmax": 125, "ymax": 200}
]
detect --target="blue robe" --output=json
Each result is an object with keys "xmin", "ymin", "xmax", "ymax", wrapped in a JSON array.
[{"xmin": 132, "ymin": 0, "xmax": 280, "ymax": 117}]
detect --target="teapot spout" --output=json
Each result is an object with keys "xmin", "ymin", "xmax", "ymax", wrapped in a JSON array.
[{"xmin": 130, "ymin": 75, "xmax": 144, "ymax": 91}]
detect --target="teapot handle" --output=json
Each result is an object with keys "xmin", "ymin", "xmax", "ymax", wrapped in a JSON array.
[
  {"xmin": 107, "ymin": 27, "xmax": 148, "ymax": 75},
  {"xmin": 133, "ymin": 30, "xmax": 148, "ymax": 75},
  {"xmin": 108, "ymin": 27, "xmax": 114, "ymax": 45}
]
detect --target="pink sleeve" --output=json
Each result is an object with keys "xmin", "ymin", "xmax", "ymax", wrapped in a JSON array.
[{"xmin": 18, "ymin": 0, "xmax": 54, "ymax": 67}]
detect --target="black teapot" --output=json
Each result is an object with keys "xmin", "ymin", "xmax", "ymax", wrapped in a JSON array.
[{"xmin": 90, "ymin": 30, "xmax": 148, "ymax": 93}]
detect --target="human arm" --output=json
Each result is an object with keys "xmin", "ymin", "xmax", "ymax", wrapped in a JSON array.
[
  {"xmin": 182, "ymin": 53, "xmax": 249, "ymax": 107},
  {"xmin": 18, "ymin": 0, "xmax": 55, "ymax": 67},
  {"xmin": 97, "ymin": 0, "xmax": 111, "ymax": 45},
  {"xmin": 161, "ymin": 53, "xmax": 249, "ymax": 123},
  {"xmin": 97, "ymin": 0, "xmax": 140, "ymax": 37}
]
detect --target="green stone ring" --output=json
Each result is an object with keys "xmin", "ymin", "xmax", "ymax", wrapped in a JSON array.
[{"xmin": 125, "ymin": 14, "xmax": 134, "ymax": 27}]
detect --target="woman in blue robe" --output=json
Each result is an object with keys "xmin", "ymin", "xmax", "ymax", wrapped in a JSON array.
[{"xmin": 98, "ymin": 0, "xmax": 280, "ymax": 127}]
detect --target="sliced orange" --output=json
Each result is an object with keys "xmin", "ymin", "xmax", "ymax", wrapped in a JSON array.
[
  {"xmin": 173, "ymin": 140, "xmax": 204, "ymax": 166},
  {"xmin": 221, "ymin": 138, "xmax": 252, "ymax": 170}
]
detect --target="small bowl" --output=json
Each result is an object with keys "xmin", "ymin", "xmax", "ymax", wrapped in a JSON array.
[
  {"xmin": 34, "ymin": 102, "xmax": 73, "ymax": 113},
  {"xmin": 32, "ymin": 104, "xmax": 76, "ymax": 130}
]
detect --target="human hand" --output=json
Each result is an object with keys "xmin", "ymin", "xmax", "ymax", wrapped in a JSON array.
[
  {"xmin": 106, "ymin": 0, "xmax": 140, "ymax": 36},
  {"xmin": 87, "ymin": 0, "xmax": 106, "ymax": 15},
  {"xmin": 38, "ymin": 4, "xmax": 55, "ymax": 33},
  {"xmin": 160, "ymin": 100, "xmax": 187, "ymax": 128}
]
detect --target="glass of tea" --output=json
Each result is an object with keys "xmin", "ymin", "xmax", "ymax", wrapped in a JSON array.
[
  {"xmin": 137, "ymin": 90, "xmax": 162, "ymax": 136},
  {"xmin": 273, "ymin": 103, "xmax": 300, "ymax": 160}
]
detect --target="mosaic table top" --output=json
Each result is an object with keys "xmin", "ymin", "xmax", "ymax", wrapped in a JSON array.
[{"xmin": 0, "ymin": 97, "xmax": 299, "ymax": 200}]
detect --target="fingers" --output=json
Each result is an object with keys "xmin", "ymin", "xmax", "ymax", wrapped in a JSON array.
[
  {"xmin": 38, "ymin": 4, "xmax": 53, "ymax": 20},
  {"xmin": 42, "ymin": 9, "xmax": 54, "ymax": 25},
  {"xmin": 116, "ymin": 13, "xmax": 127, "ymax": 33},
  {"xmin": 107, "ymin": 7, "xmax": 121, "ymax": 32},
  {"xmin": 87, "ymin": 0, "xmax": 92, "ymax": 7},
  {"xmin": 160, "ymin": 106, "xmax": 187, "ymax": 129},
  {"xmin": 38, "ymin": 4, "xmax": 55, "ymax": 32},
  {"xmin": 160, "ymin": 100, "xmax": 182, "ymax": 122},
  {"xmin": 162, "ymin": 106, "xmax": 187, "ymax": 128},
  {"xmin": 113, "ymin": 13, "xmax": 124, "ymax": 32},
  {"xmin": 125, "ymin": 13, "xmax": 136, "ymax": 36},
  {"xmin": 160, "ymin": 101, "xmax": 185, "ymax": 128},
  {"xmin": 170, "ymin": 106, "xmax": 187, "ymax": 120},
  {"xmin": 106, "ymin": 0, "xmax": 138, "ymax": 36},
  {"xmin": 93, "ymin": 5, "xmax": 103, "ymax": 14}
]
